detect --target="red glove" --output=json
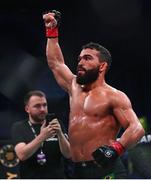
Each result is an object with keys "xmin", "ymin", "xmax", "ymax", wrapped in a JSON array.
[
  {"xmin": 46, "ymin": 27, "xmax": 58, "ymax": 38},
  {"xmin": 45, "ymin": 10, "xmax": 61, "ymax": 38},
  {"xmin": 111, "ymin": 141, "xmax": 125, "ymax": 156},
  {"xmin": 92, "ymin": 141, "xmax": 125, "ymax": 166}
]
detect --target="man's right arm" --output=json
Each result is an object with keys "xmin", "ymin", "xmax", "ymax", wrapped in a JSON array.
[
  {"xmin": 15, "ymin": 134, "xmax": 46, "ymax": 161},
  {"xmin": 43, "ymin": 12, "xmax": 74, "ymax": 93},
  {"xmin": 12, "ymin": 121, "xmax": 56, "ymax": 161}
]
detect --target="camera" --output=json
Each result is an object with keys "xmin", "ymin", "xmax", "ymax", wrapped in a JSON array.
[{"xmin": 45, "ymin": 113, "xmax": 57, "ymax": 126}]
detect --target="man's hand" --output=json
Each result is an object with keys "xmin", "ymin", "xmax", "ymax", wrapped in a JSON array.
[
  {"xmin": 92, "ymin": 141, "xmax": 125, "ymax": 167},
  {"xmin": 43, "ymin": 12, "xmax": 57, "ymax": 29},
  {"xmin": 40, "ymin": 120, "xmax": 56, "ymax": 140},
  {"xmin": 49, "ymin": 119, "xmax": 63, "ymax": 137},
  {"xmin": 43, "ymin": 10, "xmax": 61, "ymax": 38}
]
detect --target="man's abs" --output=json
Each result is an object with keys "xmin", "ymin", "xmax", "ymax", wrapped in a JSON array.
[{"xmin": 68, "ymin": 115, "xmax": 120, "ymax": 162}]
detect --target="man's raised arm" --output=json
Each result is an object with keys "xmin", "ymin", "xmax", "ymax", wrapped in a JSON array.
[{"xmin": 43, "ymin": 11, "xmax": 74, "ymax": 92}]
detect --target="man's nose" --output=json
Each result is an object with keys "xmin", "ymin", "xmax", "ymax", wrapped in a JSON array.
[
  {"xmin": 78, "ymin": 58, "xmax": 84, "ymax": 65},
  {"xmin": 40, "ymin": 106, "xmax": 46, "ymax": 111}
]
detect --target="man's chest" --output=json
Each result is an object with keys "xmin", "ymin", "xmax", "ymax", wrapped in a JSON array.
[{"xmin": 70, "ymin": 90, "xmax": 111, "ymax": 117}]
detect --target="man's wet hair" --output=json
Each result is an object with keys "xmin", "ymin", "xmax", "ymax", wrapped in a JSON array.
[
  {"xmin": 82, "ymin": 42, "xmax": 112, "ymax": 69},
  {"xmin": 24, "ymin": 90, "xmax": 46, "ymax": 106}
]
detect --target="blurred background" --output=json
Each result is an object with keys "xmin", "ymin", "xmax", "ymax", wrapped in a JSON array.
[{"xmin": 0, "ymin": 0, "xmax": 151, "ymax": 178}]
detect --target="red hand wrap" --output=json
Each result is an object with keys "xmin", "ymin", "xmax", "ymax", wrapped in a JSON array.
[
  {"xmin": 46, "ymin": 27, "xmax": 58, "ymax": 38},
  {"xmin": 111, "ymin": 141, "xmax": 125, "ymax": 156}
]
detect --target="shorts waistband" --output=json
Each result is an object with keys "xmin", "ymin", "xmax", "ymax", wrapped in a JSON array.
[{"xmin": 74, "ymin": 161, "xmax": 98, "ymax": 167}]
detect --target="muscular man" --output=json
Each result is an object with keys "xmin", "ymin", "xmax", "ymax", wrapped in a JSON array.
[
  {"xmin": 43, "ymin": 11, "xmax": 145, "ymax": 179},
  {"xmin": 11, "ymin": 90, "xmax": 70, "ymax": 178}
]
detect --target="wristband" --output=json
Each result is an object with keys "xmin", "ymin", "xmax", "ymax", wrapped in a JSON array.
[
  {"xmin": 111, "ymin": 141, "xmax": 125, "ymax": 156},
  {"xmin": 46, "ymin": 27, "xmax": 58, "ymax": 38}
]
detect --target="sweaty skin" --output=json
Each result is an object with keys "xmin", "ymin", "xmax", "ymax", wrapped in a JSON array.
[
  {"xmin": 68, "ymin": 80, "xmax": 137, "ymax": 161},
  {"xmin": 43, "ymin": 13, "xmax": 145, "ymax": 162}
]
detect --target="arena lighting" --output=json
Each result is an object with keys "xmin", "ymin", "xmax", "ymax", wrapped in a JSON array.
[{"xmin": 0, "ymin": 49, "xmax": 44, "ymax": 100}]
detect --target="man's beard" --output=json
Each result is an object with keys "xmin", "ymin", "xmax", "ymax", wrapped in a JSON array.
[
  {"xmin": 30, "ymin": 113, "xmax": 46, "ymax": 123},
  {"xmin": 76, "ymin": 66, "xmax": 100, "ymax": 85}
]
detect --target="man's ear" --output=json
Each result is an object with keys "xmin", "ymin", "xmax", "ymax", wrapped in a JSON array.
[
  {"xmin": 99, "ymin": 62, "xmax": 108, "ymax": 72},
  {"xmin": 25, "ymin": 105, "xmax": 29, "ymax": 113}
]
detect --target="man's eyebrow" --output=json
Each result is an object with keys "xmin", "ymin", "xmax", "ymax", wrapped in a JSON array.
[
  {"xmin": 78, "ymin": 54, "xmax": 92, "ymax": 60},
  {"xmin": 33, "ymin": 102, "xmax": 47, "ymax": 106}
]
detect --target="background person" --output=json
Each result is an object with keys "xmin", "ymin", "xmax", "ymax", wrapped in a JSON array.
[{"xmin": 11, "ymin": 90, "xmax": 70, "ymax": 179}]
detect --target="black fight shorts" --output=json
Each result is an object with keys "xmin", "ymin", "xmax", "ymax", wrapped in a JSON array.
[{"xmin": 72, "ymin": 158, "xmax": 127, "ymax": 179}]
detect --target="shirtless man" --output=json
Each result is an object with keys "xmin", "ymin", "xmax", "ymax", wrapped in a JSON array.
[{"xmin": 43, "ymin": 10, "xmax": 145, "ymax": 179}]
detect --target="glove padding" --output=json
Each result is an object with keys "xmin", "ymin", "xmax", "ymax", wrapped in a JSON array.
[
  {"xmin": 43, "ymin": 10, "xmax": 61, "ymax": 27},
  {"xmin": 92, "ymin": 142, "xmax": 125, "ymax": 167},
  {"xmin": 51, "ymin": 10, "xmax": 61, "ymax": 27}
]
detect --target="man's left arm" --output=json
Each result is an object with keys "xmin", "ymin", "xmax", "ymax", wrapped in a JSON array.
[
  {"xmin": 92, "ymin": 91, "xmax": 145, "ymax": 166},
  {"xmin": 112, "ymin": 91, "xmax": 145, "ymax": 149}
]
